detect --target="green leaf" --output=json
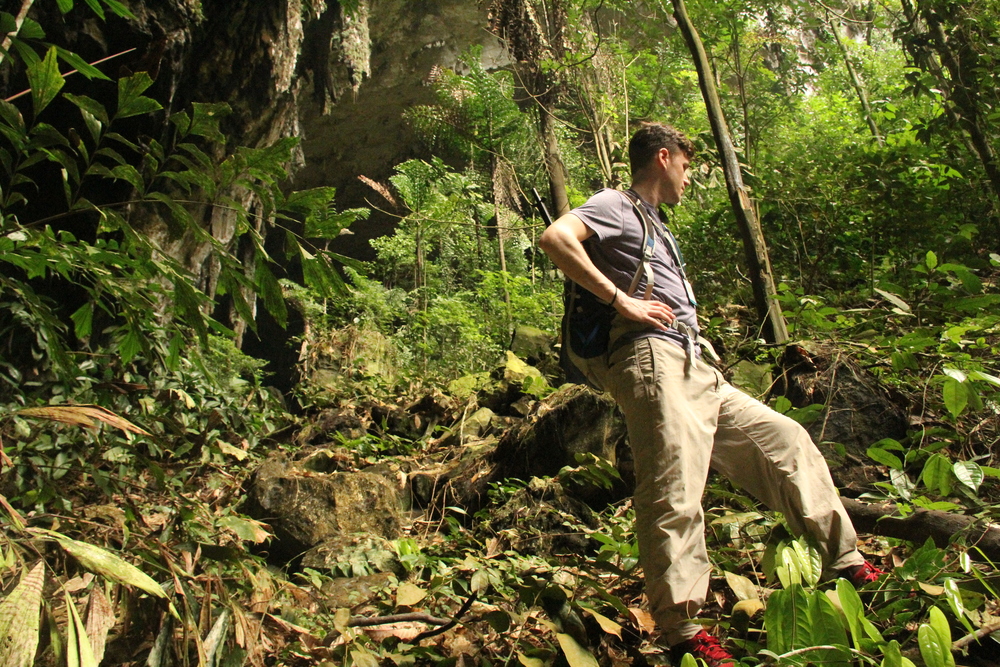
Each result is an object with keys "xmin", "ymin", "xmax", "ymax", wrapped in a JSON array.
[
  {"xmin": 43, "ymin": 533, "xmax": 165, "ymax": 598},
  {"xmin": 555, "ymin": 633, "xmax": 599, "ymax": 667},
  {"xmin": 255, "ymin": 262, "xmax": 287, "ymax": 328},
  {"xmin": 55, "ymin": 47, "xmax": 111, "ymax": 81},
  {"xmin": 882, "ymin": 639, "xmax": 903, "ymax": 667},
  {"xmin": 942, "ymin": 579, "xmax": 974, "ymax": 634},
  {"xmin": 26, "ymin": 47, "xmax": 65, "ymax": 117},
  {"xmin": 808, "ymin": 592, "xmax": 851, "ymax": 667},
  {"xmin": 70, "ymin": 302, "xmax": 93, "ymax": 338},
  {"xmin": 99, "ymin": 0, "xmax": 136, "ymax": 19},
  {"xmin": 0, "ymin": 562, "xmax": 44, "ymax": 667},
  {"xmin": 925, "ymin": 250, "xmax": 938, "ymax": 271},
  {"xmin": 867, "ymin": 446, "xmax": 903, "ymax": 470},
  {"xmin": 922, "ymin": 454, "xmax": 953, "ymax": 496},
  {"xmin": 116, "ymin": 72, "xmax": 162, "ymax": 119},
  {"xmin": 187, "ymin": 102, "xmax": 230, "ymax": 143},
  {"xmin": 952, "ymin": 461, "xmax": 983, "ymax": 494},
  {"xmin": 63, "ymin": 588, "xmax": 98, "ymax": 667},
  {"xmin": 63, "ymin": 93, "xmax": 110, "ymax": 126},
  {"xmin": 56, "ymin": 0, "xmax": 74, "ymax": 13},
  {"xmin": 835, "ymin": 579, "xmax": 865, "ymax": 649},
  {"xmin": 918, "ymin": 608, "xmax": 955, "ymax": 667},
  {"xmin": 81, "ymin": 0, "xmax": 107, "ymax": 19},
  {"xmin": 942, "ymin": 378, "xmax": 967, "ymax": 419},
  {"xmin": 874, "ymin": 288, "xmax": 911, "ymax": 313}
]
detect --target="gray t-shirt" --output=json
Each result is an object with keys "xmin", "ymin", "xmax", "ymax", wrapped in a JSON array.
[{"xmin": 572, "ymin": 188, "xmax": 698, "ymax": 350}]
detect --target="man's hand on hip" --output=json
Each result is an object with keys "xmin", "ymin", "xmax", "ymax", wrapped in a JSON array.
[{"xmin": 616, "ymin": 295, "xmax": 676, "ymax": 332}]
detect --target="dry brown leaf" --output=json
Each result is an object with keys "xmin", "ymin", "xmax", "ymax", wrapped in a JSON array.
[
  {"xmin": 18, "ymin": 405, "xmax": 150, "ymax": 436},
  {"xmin": 358, "ymin": 175, "xmax": 399, "ymax": 208},
  {"xmin": 362, "ymin": 622, "xmax": 426, "ymax": 642},
  {"xmin": 396, "ymin": 582, "xmax": 427, "ymax": 607},
  {"xmin": 627, "ymin": 607, "xmax": 656, "ymax": 635},
  {"xmin": 85, "ymin": 583, "xmax": 116, "ymax": 664},
  {"xmin": 63, "ymin": 573, "xmax": 95, "ymax": 593}
]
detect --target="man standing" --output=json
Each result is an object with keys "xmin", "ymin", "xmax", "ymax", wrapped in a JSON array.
[{"xmin": 538, "ymin": 122, "xmax": 880, "ymax": 666}]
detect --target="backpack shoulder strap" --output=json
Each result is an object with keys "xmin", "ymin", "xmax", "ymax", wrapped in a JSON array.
[{"xmin": 619, "ymin": 190, "xmax": 657, "ymax": 300}]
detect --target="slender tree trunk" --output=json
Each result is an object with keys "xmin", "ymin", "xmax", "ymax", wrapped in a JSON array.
[
  {"xmin": 829, "ymin": 15, "xmax": 883, "ymax": 146},
  {"xmin": 669, "ymin": 0, "xmax": 788, "ymax": 344},
  {"xmin": 540, "ymin": 105, "xmax": 570, "ymax": 216}
]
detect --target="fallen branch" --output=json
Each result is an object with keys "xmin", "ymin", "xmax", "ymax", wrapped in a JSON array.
[
  {"xmin": 413, "ymin": 592, "xmax": 477, "ymax": 642},
  {"xmin": 348, "ymin": 612, "xmax": 450, "ymax": 628},
  {"xmin": 952, "ymin": 620, "xmax": 1000, "ymax": 651},
  {"xmin": 347, "ymin": 591, "xmax": 478, "ymax": 643},
  {"xmin": 841, "ymin": 498, "xmax": 1000, "ymax": 562}
]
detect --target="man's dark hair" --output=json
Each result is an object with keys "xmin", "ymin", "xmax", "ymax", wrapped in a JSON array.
[{"xmin": 628, "ymin": 122, "xmax": 695, "ymax": 175}]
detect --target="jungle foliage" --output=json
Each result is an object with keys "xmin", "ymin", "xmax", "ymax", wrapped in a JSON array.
[{"xmin": 2, "ymin": 0, "xmax": 1000, "ymax": 666}]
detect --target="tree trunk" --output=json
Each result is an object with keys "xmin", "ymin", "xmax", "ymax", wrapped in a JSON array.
[
  {"xmin": 841, "ymin": 498, "xmax": 1000, "ymax": 563},
  {"xmin": 669, "ymin": 0, "xmax": 789, "ymax": 344},
  {"xmin": 540, "ymin": 105, "xmax": 571, "ymax": 217},
  {"xmin": 829, "ymin": 15, "xmax": 883, "ymax": 146}
]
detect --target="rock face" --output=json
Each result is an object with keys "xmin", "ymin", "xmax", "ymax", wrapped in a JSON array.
[
  {"xmin": 489, "ymin": 384, "xmax": 632, "ymax": 504},
  {"xmin": 245, "ymin": 455, "xmax": 403, "ymax": 560},
  {"xmin": 477, "ymin": 477, "xmax": 599, "ymax": 557},
  {"xmin": 775, "ymin": 344, "xmax": 909, "ymax": 491}
]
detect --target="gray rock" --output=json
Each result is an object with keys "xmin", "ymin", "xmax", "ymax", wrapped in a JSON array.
[{"xmin": 245, "ymin": 456, "xmax": 403, "ymax": 560}]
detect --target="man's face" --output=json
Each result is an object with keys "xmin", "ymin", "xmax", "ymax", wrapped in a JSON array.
[{"xmin": 661, "ymin": 149, "xmax": 691, "ymax": 205}]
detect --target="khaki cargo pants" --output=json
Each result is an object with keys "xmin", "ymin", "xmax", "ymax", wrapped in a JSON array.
[{"xmin": 592, "ymin": 336, "xmax": 864, "ymax": 645}]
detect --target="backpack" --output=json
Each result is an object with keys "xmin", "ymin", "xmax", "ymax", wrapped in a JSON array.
[{"xmin": 559, "ymin": 190, "xmax": 659, "ymax": 389}]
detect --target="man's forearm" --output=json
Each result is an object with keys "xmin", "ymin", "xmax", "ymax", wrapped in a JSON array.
[{"xmin": 538, "ymin": 219, "xmax": 618, "ymax": 303}]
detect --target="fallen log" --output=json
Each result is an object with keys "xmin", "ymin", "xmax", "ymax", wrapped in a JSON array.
[{"xmin": 841, "ymin": 498, "xmax": 1000, "ymax": 562}]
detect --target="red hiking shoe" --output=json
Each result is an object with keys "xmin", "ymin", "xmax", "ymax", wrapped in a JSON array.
[
  {"xmin": 842, "ymin": 561, "xmax": 885, "ymax": 587},
  {"xmin": 669, "ymin": 630, "xmax": 736, "ymax": 667}
]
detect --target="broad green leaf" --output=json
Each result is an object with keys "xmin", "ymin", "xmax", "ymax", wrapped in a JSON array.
[
  {"xmin": 70, "ymin": 302, "xmax": 93, "ymax": 338},
  {"xmin": 63, "ymin": 93, "xmax": 109, "ymax": 126},
  {"xmin": 0, "ymin": 562, "xmax": 44, "ymax": 667},
  {"xmin": 881, "ymin": 640, "xmax": 911, "ymax": 667},
  {"xmin": 808, "ymin": 592, "xmax": 851, "ymax": 667},
  {"xmin": 925, "ymin": 250, "xmax": 938, "ymax": 271},
  {"xmin": 969, "ymin": 370, "xmax": 1000, "ymax": 387},
  {"xmin": 792, "ymin": 539, "xmax": 822, "ymax": 587},
  {"xmin": 942, "ymin": 579, "xmax": 974, "ymax": 634},
  {"xmin": 679, "ymin": 655, "xmax": 698, "ymax": 667},
  {"xmin": 922, "ymin": 454, "xmax": 953, "ymax": 496},
  {"xmin": 26, "ymin": 47, "xmax": 64, "ymax": 117},
  {"xmin": 56, "ymin": 0, "xmax": 74, "ymax": 14},
  {"xmin": 835, "ymin": 579, "xmax": 864, "ymax": 649},
  {"xmin": 116, "ymin": 72, "xmax": 162, "ymax": 119},
  {"xmin": 952, "ymin": 461, "xmax": 983, "ymax": 494},
  {"xmin": 867, "ymin": 446, "xmax": 903, "ymax": 470},
  {"xmin": 254, "ymin": 262, "xmax": 287, "ymax": 328},
  {"xmin": 517, "ymin": 654, "xmax": 544, "ymax": 667},
  {"xmin": 917, "ymin": 623, "xmax": 953, "ymax": 667},
  {"xmin": 941, "ymin": 368, "xmax": 967, "ymax": 382},
  {"xmin": 185, "ymin": 102, "xmax": 230, "ymax": 143},
  {"xmin": 45, "ymin": 533, "xmax": 166, "ymax": 598},
  {"xmin": 942, "ymin": 378, "xmax": 967, "ymax": 419},
  {"xmin": 724, "ymin": 571, "xmax": 759, "ymax": 602},
  {"xmin": 556, "ymin": 633, "xmax": 599, "ymax": 667}
]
